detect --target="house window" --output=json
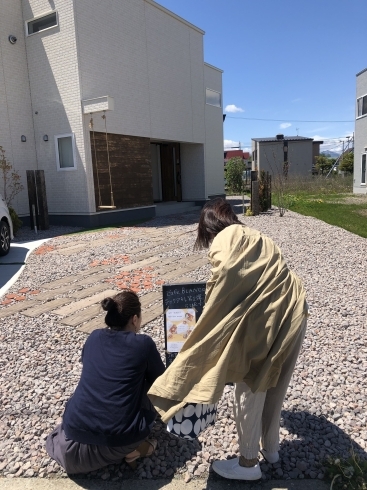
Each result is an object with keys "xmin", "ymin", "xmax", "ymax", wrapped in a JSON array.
[
  {"xmin": 357, "ymin": 95, "xmax": 367, "ymax": 118},
  {"xmin": 27, "ymin": 12, "xmax": 58, "ymax": 36},
  {"xmin": 206, "ymin": 88, "xmax": 221, "ymax": 108},
  {"xmin": 55, "ymin": 134, "xmax": 76, "ymax": 171},
  {"xmin": 362, "ymin": 154, "xmax": 366, "ymax": 185}
]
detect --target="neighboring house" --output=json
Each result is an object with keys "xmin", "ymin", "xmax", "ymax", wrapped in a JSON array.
[
  {"xmin": 0, "ymin": 0, "xmax": 224, "ymax": 226},
  {"xmin": 354, "ymin": 67, "xmax": 367, "ymax": 194},
  {"xmin": 251, "ymin": 135, "xmax": 323, "ymax": 177},
  {"xmin": 224, "ymin": 150, "xmax": 250, "ymax": 167}
]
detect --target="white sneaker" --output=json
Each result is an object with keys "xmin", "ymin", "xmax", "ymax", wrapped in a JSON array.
[
  {"xmin": 212, "ymin": 458, "xmax": 262, "ymax": 481},
  {"xmin": 260, "ymin": 449, "xmax": 279, "ymax": 464}
]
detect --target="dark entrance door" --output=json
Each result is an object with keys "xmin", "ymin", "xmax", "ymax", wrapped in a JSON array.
[{"xmin": 160, "ymin": 143, "xmax": 182, "ymax": 202}]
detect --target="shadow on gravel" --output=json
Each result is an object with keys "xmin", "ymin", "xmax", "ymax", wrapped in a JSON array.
[
  {"xmin": 66, "ymin": 420, "xmax": 202, "ymax": 486},
  {"xmin": 279, "ymin": 410, "xmax": 367, "ymax": 478}
]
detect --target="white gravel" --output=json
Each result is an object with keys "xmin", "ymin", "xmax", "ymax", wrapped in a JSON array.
[{"xmin": 0, "ymin": 197, "xmax": 366, "ymax": 483}]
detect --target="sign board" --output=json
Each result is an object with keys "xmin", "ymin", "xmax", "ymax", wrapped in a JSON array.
[{"xmin": 162, "ymin": 282, "xmax": 206, "ymax": 366}]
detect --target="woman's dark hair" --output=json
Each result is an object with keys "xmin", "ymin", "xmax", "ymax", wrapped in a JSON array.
[
  {"xmin": 101, "ymin": 290, "xmax": 141, "ymax": 330},
  {"xmin": 194, "ymin": 198, "xmax": 242, "ymax": 250}
]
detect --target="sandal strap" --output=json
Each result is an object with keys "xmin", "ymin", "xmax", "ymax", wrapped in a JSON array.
[{"xmin": 135, "ymin": 439, "xmax": 157, "ymax": 458}]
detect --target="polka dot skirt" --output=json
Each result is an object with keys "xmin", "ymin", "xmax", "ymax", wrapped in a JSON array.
[{"xmin": 167, "ymin": 403, "xmax": 218, "ymax": 439}]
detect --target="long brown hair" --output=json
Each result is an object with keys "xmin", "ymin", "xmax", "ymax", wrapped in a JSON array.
[
  {"xmin": 101, "ymin": 290, "xmax": 141, "ymax": 330},
  {"xmin": 194, "ymin": 198, "xmax": 242, "ymax": 250}
]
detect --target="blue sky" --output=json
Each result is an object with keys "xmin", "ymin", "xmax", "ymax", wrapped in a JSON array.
[{"xmin": 157, "ymin": 0, "xmax": 366, "ymax": 153}]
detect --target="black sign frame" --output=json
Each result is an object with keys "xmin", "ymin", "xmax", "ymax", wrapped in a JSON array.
[{"xmin": 162, "ymin": 282, "xmax": 206, "ymax": 366}]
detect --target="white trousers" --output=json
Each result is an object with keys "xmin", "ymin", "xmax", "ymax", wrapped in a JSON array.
[{"xmin": 233, "ymin": 316, "xmax": 307, "ymax": 459}]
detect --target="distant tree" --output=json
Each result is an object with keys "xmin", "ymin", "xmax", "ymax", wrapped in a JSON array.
[
  {"xmin": 225, "ymin": 157, "xmax": 245, "ymax": 194},
  {"xmin": 339, "ymin": 151, "xmax": 354, "ymax": 173},
  {"xmin": 315, "ymin": 155, "xmax": 335, "ymax": 175}
]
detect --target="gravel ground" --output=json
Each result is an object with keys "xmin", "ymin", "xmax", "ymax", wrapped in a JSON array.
[
  {"xmin": 1, "ymin": 197, "xmax": 366, "ymax": 483},
  {"xmin": 13, "ymin": 225, "xmax": 84, "ymax": 243}
]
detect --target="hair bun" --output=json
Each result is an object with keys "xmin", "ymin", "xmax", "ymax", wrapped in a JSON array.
[{"xmin": 101, "ymin": 297, "xmax": 116, "ymax": 312}]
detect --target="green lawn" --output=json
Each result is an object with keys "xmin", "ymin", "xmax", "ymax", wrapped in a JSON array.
[{"xmin": 285, "ymin": 193, "xmax": 367, "ymax": 238}]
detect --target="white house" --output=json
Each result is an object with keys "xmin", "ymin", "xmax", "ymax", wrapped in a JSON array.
[
  {"xmin": 354, "ymin": 68, "xmax": 367, "ymax": 194},
  {"xmin": 0, "ymin": 0, "xmax": 224, "ymax": 226}
]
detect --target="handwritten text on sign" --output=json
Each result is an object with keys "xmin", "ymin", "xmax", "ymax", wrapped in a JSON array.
[{"xmin": 163, "ymin": 282, "xmax": 206, "ymax": 366}]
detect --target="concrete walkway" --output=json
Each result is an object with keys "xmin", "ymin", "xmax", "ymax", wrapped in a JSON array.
[
  {"xmin": 0, "ymin": 239, "xmax": 50, "ymax": 299},
  {"xmin": 0, "ymin": 477, "xmax": 330, "ymax": 490}
]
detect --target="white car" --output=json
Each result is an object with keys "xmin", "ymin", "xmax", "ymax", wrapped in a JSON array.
[{"xmin": 0, "ymin": 194, "xmax": 14, "ymax": 256}]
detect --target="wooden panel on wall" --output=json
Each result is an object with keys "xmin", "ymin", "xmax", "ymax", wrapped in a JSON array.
[{"xmin": 90, "ymin": 132, "xmax": 153, "ymax": 210}]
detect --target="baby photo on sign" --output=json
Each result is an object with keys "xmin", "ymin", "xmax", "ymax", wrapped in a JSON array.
[{"xmin": 166, "ymin": 308, "xmax": 196, "ymax": 353}]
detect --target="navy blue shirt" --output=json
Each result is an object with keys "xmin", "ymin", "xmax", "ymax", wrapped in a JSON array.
[{"xmin": 62, "ymin": 329, "xmax": 165, "ymax": 447}]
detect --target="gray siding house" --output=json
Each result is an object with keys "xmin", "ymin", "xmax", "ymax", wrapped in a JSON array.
[
  {"xmin": 251, "ymin": 135, "xmax": 323, "ymax": 177},
  {"xmin": 354, "ymin": 68, "xmax": 367, "ymax": 194}
]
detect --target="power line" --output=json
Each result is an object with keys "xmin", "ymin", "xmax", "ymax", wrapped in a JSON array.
[
  {"xmin": 225, "ymin": 116, "xmax": 354, "ymax": 123},
  {"xmin": 224, "ymin": 136, "xmax": 354, "ymax": 148}
]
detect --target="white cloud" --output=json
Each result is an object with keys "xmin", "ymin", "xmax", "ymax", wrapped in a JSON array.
[
  {"xmin": 225, "ymin": 104, "xmax": 244, "ymax": 113},
  {"xmin": 280, "ymin": 122, "xmax": 291, "ymax": 129},
  {"xmin": 292, "ymin": 98, "xmax": 301, "ymax": 103},
  {"xmin": 224, "ymin": 139, "xmax": 240, "ymax": 149},
  {"xmin": 224, "ymin": 140, "xmax": 250, "ymax": 151}
]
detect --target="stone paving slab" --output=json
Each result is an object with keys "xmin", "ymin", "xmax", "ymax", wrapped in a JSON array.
[
  {"xmin": 74, "ymin": 292, "xmax": 162, "ymax": 334},
  {"xmin": 53, "ymin": 243, "xmax": 90, "ymax": 255},
  {"xmin": 155, "ymin": 256, "xmax": 207, "ymax": 277},
  {"xmin": 89, "ymin": 237, "xmax": 125, "ymax": 248},
  {"xmin": 117, "ymin": 256, "xmax": 160, "ymax": 272},
  {"xmin": 77, "ymin": 315, "xmax": 106, "ymax": 334},
  {"xmin": 148, "ymin": 258, "xmax": 177, "ymax": 275},
  {"xmin": 132, "ymin": 240, "xmax": 173, "ymax": 255},
  {"xmin": 21, "ymin": 297, "xmax": 73, "ymax": 317},
  {"xmin": 71, "ymin": 283, "xmax": 114, "ymax": 300},
  {"xmin": 60, "ymin": 304, "xmax": 102, "ymax": 327},
  {"xmin": 0, "ymin": 300, "xmax": 40, "ymax": 318},
  {"xmin": 52, "ymin": 289, "xmax": 117, "ymax": 316},
  {"xmin": 77, "ymin": 265, "xmax": 109, "ymax": 277},
  {"xmin": 40, "ymin": 274, "xmax": 87, "ymax": 290},
  {"xmin": 74, "ymin": 272, "xmax": 112, "ymax": 287},
  {"xmin": 35, "ymin": 284, "xmax": 84, "ymax": 301},
  {"xmin": 53, "ymin": 240, "xmax": 89, "ymax": 250},
  {"xmin": 166, "ymin": 276, "xmax": 192, "ymax": 284},
  {"xmin": 137, "ymin": 244, "xmax": 178, "ymax": 260},
  {"xmin": 153, "ymin": 257, "xmax": 193, "ymax": 275},
  {"xmin": 142, "ymin": 304, "xmax": 163, "ymax": 326},
  {"xmin": 140, "ymin": 291, "xmax": 161, "ymax": 306},
  {"xmin": 162, "ymin": 268, "xmax": 196, "ymax": 281},
  {"xmin": 40, "ymin": 268, "xmax": 112, "ymax": 290}
]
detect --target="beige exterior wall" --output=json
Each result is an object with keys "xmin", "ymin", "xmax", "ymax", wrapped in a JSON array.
[
  {"xmin": 204, "ymin": 63, "xmax": 224, "ymax": 197},
  {"xmin": 0, "ymin": 0, "xmax": 37, "ymax": 215},
  {"xmin": 354, "ymin": 69, "xmax": 367, "ymax": 194}
]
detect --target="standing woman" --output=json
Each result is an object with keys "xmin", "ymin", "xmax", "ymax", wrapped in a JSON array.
[
  {"xmin": 46, "ymin": 290, "xmax": 165, "ymax": 474},
  {"xmin": 149, "ymin": 198, "xmax": 307, "ymax": 481}
]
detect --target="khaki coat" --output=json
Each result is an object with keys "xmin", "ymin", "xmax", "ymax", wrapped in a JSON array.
[{"xmin": 148, "ymin": 224, "xmax": 307, "ymax": 423}]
